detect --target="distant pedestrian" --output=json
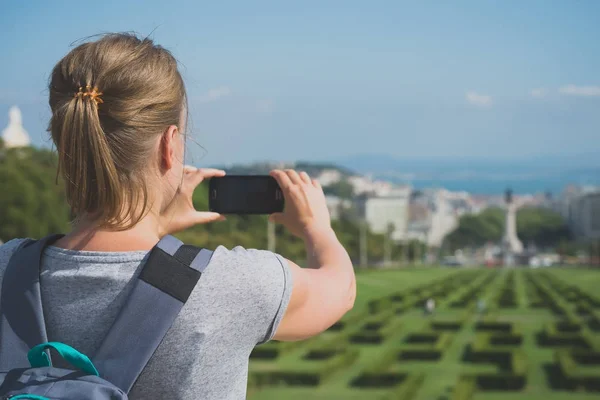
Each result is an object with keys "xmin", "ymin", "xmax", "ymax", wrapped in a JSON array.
[
  {"xmin": 477, "ymin": 299, "xmax": 486, "ymax": 314},
  {"xmin": 425, "ymin": 298, "xmax": 435, "ymax": 315}
]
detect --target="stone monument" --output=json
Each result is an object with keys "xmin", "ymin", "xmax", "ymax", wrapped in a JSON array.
[
  {"xmin": 502, "ymin": 189, "xmax": 523, "ymax": 266},
  {"xmin": 1, "ymin": 106, "xmax": 31, "ymax": 148}
]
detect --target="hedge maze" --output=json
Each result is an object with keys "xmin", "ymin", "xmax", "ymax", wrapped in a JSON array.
[{"xmin": 248, "ymin": 268, "xmax": 600, "ymax": 400}]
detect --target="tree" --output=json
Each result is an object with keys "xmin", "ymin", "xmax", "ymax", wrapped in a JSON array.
[
  {"xmin": 445, "ymin": 207, "xmax": 504, "ymax": 250},
  {"xmin": 322, "ymin": 179, "xmax": 354, "ymax": 199},
  {"xmin": 0, "ymin": 147, "xmax": 70, "ymax": 240},
  {"xmin": 445, "ymin": 205, "xmax": 572, "ymax": 252},
  {"xmin": 0, "ymin": 144, "xmax": 396, "ymax": 268},
  {"xmin": 516, "ymin": 207, "xmax": 570, "ymax": 248}
]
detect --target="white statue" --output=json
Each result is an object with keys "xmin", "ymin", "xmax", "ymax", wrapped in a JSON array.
[
  {"xmin": 502, "ymin": 189, "xmax": 523, "ymax": 266},
  {"xmin": 2, "ymin": 106, "xmax": 31, "ymax": 148}
]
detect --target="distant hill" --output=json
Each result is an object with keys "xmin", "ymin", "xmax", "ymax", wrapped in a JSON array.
[
  {"xmin": 336, "ymin": 152, "xmax": 600, "ymax": 195},
  {"xmin": 338, "ymin": 151, "xmax": 600, "ymax": 174},
  {"xmin": 212, "ymin": 161, "xmax": 355, "ymax": 177}
]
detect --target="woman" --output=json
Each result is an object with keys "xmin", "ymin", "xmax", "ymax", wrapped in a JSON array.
[{"xmin": 0, "ymin": 33, "xmax": 355, "ymax": 399}]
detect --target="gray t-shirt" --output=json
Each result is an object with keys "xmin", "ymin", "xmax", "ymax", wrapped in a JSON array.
[{"xmin": 0, "ymin": 239, "xmax": 293, "ymax": 399}]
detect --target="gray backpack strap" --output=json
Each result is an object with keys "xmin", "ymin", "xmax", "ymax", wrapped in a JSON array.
[
  {"xmin": 92, "ymin": 235, "xmax": 213, "ymax": 393},
  {"xmin": 0, "ymin": 234, "xmax": 64, "ymax": 371}
]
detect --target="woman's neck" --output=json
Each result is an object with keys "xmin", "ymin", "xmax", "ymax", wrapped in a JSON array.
[{"xmin": 53, "ymin": 213, "xmax": 163, "ymax": 252}]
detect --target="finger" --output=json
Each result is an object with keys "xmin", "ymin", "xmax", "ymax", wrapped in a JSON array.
[
  {"xmin": 299, "ymin": 171, "xmax": 311, "ymax": 184},
  {"xmin": 312, "ymin": 179, "xmax": 321, "ymax": 189},
  {"xmin": 269, "ymin": 213, "xmax": 284, "ymax": 224},
  {"xmin": 284, "ymin": 169, "xmax": 303, "ymax": 185},
  {"xmin": 197, "ymin": 168, "xmax": 226, "ymax": 177},
  {"xmin": 193, "ymin": 211, "xmax": 226, "ymax": 224},
  {"xmin": 270, "ymin": 170, "xmax": 293, "ymax": 190},
  {"xmin": 189, "ymin": 168, "xmax": 226, "ymax": 186}
]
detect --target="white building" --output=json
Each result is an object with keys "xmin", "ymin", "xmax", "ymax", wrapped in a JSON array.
[
  {"xmin": 325, "ymin": 195, "xmax": 352, "ymax": 220},
  {"xmin": 427, "ymin": 190, "xmax": 459, "ymax": 247},
  {"xmin": 1, "ymin": 106, "xmax": 30, "ymax": 148},
  {"xmin": 355, "ymin": 188, "xmax": 411, "ymax": 240},
  {"xmin": 316, "ymin": 169, "xmax": 342, "ymax": 187},
  {"xmin": 346, "ymin": 175, "xmax": 399, "ymax": 196},
  {"xmin": 406, "ymin": 189, "xmax": 466, "ymax": 247},
  {"xmin": 564, "ymin": 187, "xmax": 600, "ymax": 241}
]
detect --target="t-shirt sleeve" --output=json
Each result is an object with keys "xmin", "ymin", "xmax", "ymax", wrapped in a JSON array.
[
  {"xmin": 257, "ymin": 253, "xmax": 293, "ymax": 344},
  {"xmin": 220, "ymin": 247, "xmax": 293, "ymax": 346}
]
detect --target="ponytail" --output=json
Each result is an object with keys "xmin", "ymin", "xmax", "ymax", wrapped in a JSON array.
[{"xmin": 56, "ymin": 86, "xmax": 127, "ymax": 226}]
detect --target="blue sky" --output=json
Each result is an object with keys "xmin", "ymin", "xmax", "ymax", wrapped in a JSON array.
[{"xmin": 1, "ymin": 0, "xmax": 599, "ymax": 166}]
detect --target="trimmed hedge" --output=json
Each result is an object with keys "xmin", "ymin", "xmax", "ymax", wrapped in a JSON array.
[
  {"xmin": 475, "ymin": 321, "xmax": 512, "ymax": 333},
  {"xmin": 350, "ymin": 331, "xmax": 385, "ymax": 344},
  {"xmin": 399, "ymin": 349, "xmax": 442, "ymax": 361},
  {"xmin": 304, "ymin": 349, "xmax": 339, "ymax": 360},
  {"xmin": 251, "ymin": 345, "xmax": 359, "ymax": 388},
  {"xmin": 537, "ymin": 322, "xmax": 591, "ymax": 349},
  {"xmin": 249, "ymin": 347, "xmax": 280, "ymax": 360},
  {"xmin": 351, "ymin": 372, "xmax": 406, "ymax": 388},
  {"xmin": 250, "ymin": 339, "xmax": 302, "ymax": 359},
  {"xmin": 452, "ymin": 376, "xmax": 476, "ymax": 400},
  {"xmin": 431, "ymin": 320, "xmax": 462, "ymax": 331},
  {"xmin": 384, "ymin": 373, "xmax": 425, "ymax": 400},
  {"xmin": 404, "ymin": 333, "xmax": 438, "ymax": 344},
  {"xmin": 368, "ymin": 297, "xmax": 392, "ymax": 314},
  {"xmin": 398, "ymin": 331, "xmax": 453, "ymax": 361},
  {"xmin": 490, "ymin": 334, "xmax": 523, "ymax": 346},
  {"xmin": 475, "ymin": 373, "xmax": 526, "ymax": 390},
  {"xmin": 554, "ymin": 350, "xmax": 600, "ymax": 392},
  {"xmin": 458, "ymin": 348, "xmax": 527, "ymax": 394},
  {"xmin": 556, "ymin": 321, "xmax": 582, "ymax": 333},
  {"xmin": 349, "ymin": 311, "xmax": 402, "ymax": 344}
]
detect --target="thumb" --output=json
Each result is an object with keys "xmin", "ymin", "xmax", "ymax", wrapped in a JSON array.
[
  {"xmin": 269, "ymin": 213, "xmax": 284, "ymax": 224},
  {"xmin": 193, "ymin": 211, "xmax": 226, "ymax": 224}
]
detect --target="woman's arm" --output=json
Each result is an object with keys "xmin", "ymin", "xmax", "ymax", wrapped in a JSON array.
[{"xmin": 268, "ymin": 170, "xmax": 356, "ymax": 341}]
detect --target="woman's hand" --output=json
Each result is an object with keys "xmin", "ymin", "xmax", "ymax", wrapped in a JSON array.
[
  {"xmin": 269, "ymin": 169, "xmax": 332, "ymax": 239},
  {"xmin": 158, "ymin": 166, "xmax": 225, "ymax": 236}
]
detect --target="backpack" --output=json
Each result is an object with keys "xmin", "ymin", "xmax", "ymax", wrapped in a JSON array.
[{"xmin": 0, "ymin": 234, "xmax": 213, "ymax": 400}]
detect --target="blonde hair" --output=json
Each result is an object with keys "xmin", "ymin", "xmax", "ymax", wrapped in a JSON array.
[{"xmin": 48, "ymin": 33, "xmax": 186, "ymax": 229}]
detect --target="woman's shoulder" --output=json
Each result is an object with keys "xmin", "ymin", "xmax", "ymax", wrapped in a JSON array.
[
  {"xmin": 209, "ymin": 245, "xmax": 288, "ymax": 278},
  {"xmin": 197, "ymin": 244, "xmax": 293, "ymax": 344},
  {"xmin": 213, "ymin": 244, "xmax": 284, "ymax": 261}
]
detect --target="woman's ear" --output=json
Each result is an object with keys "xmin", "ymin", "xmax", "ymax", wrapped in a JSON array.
[{"xmin": 160, "ymin": 125, "xmax": 179, "ymax": 171}]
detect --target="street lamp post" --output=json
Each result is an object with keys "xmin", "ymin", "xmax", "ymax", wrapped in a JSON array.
[
  {"xmin": 360, "ymin": 219, "xmax": 368, "ymax": 268},
  {"xmin": 267, "ymin": 219, "xmax": 276, "ymax": 252}
]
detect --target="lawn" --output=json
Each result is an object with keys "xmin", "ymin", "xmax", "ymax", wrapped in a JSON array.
[{"xmin": 247, "ymin": 267, "xmax": 600, "ymax": 400}]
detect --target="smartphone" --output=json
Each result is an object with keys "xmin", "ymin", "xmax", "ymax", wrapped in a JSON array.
[{"xmin": 208, "ymin": 175, "xmax": 284, "ymax": 214}]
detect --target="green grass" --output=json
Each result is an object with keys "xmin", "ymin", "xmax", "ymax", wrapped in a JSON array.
[{"xmin": 248, "ymin": 267, "xmax": 600, "ymax": 400}]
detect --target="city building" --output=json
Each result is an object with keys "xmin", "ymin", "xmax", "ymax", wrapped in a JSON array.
[
  {"xmin": 1, "ymin": 106, "xmax": 31, "ymax": 148},
  {"xmin": 427, "ymin": 190, "xmax": 459, "ymax": 247},
  {"xmin": 563, "ymin": 187, "xmax": 600, "ymax": 241},
  {"xmin": 355, "ymin": 187, "xmax": 411, "ymax": 240},
  {"xmin": 316, "ymin": 169, "xmax": 343, "ymax": 187},
  {"xmin": 346, "ymin": 175, "xmax": 399, "ymax": 196},
  {"xmin": 555, "ymin": 185, "xmax": 600, "ymax": 242},
  {"xmin": 325, "ymin": 195, "xmax": 352, "ymax": 220}
]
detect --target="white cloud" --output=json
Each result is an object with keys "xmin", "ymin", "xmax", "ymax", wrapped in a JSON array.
[
  {"xmin": 198, "ymin": 86, "xmax": 232, "ymax": 103},
  {"xmin": 530, "ymin": 88, "xmax": 547, "ymax": 98},
  {"xmin": 256, "ymin": 99, "xmax": 274, "ymax": 113},
  {"xmin": 466, "ymin": 91, "xmax": 493, "ymax": 107},
  {"xmin": 559, "ymin": 85, "xmax": 600, "ymax": 97}
]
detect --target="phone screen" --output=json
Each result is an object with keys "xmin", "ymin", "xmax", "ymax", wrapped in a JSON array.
[{"xmin": 208, "ymin": 175, "xmax": 284, "ymax": 214}]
